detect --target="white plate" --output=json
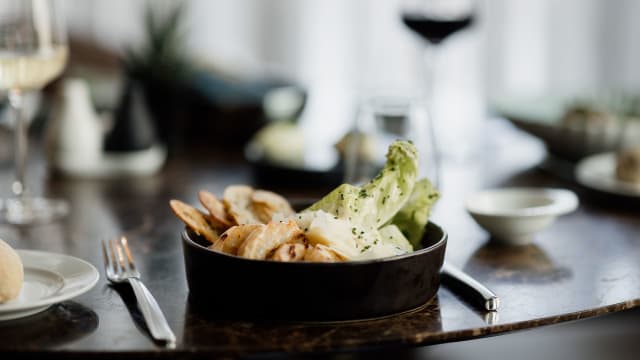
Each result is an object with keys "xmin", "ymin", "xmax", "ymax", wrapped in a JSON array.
[
  {"xmin": 575, "ymin": 152, "xmax": 640, "ymax": 198},
  {"xmin": 0, "ymin": 250, "xmax": 99, "ymax": 321}
]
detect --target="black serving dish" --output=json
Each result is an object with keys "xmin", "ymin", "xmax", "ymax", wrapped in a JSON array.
[{"xmin": 182, "ymin": 222, "xmax": 447, "ymax": 322}]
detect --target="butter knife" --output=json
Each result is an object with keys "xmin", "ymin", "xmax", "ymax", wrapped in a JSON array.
[{"xmin": 441, "ymin": 262, "xmax": 499, "ymax": 312}]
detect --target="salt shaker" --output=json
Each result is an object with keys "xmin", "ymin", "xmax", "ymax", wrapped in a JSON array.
[{"xmin": 47, "ymin": 78, "xmax": 104, "ymax": 174}]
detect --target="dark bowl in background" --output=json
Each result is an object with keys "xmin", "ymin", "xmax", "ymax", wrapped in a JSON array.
[
  {"xmin": 181, "ymin": 222, "xmax": 447, "ymax": 322},
  {"xmin": 244, "ymin": 140, "xmax": 344, "ymax": 189}
]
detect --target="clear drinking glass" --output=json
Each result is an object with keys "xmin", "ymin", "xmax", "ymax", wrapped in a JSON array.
[
  {"xmin": 0, "ymin": 0, "xmax": 69, "ymax": 224},
  {"xmin": 344, "ymin": 97, "xmax": 440, "ymax": 187}
]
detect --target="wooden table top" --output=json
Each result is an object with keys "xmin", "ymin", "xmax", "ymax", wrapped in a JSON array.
[{"xmin": 0, "ymin": 119, "xmax": 638, "ymax": 358}]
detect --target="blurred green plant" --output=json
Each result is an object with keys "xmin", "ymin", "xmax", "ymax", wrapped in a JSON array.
[
  {"xmin": 124, "ymin": 1, "xmax": 193, "ymax": 85},
  {"xmin": 121, "ymin": 1, "xmax": 194, "ymax": 148}
]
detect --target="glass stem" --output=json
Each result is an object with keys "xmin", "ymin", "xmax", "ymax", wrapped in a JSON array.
[
  {"xmin": 8, "ymin": 89, "xmax": 28, "ymax": 198},
  {"xmin": 423, "ymin": 44, "xmax": 442, "ymax": 189}
]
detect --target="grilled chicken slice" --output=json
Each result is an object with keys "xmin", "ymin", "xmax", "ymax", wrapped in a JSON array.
[
  {"xmin": 304, "ymin": 244, "xmax": 344, "ymax": 262},
  {"xmin": 223, "ymin": 185, "xmax": 262, "ymax": 225},
  {"xmin": 271, "ymin": 243, "xmax": 307, "ymax": 262},
  {"xmin": 198, "ymin": 190, "xmax": 235, "ymax": 228},
  {"xmin": 251, "ymin": 190, "xmax": 295, "ymax": 223},
  {"xmin": 210, "ymin": 224, "xmax": 264, "ymax": 255},
  {"xmin": 238, "ymin": 220, "xmax": 304, "ymax": 260},
  {"xmin": 170, "ymin": 199, "xmax": 220, "ymax": 243}
]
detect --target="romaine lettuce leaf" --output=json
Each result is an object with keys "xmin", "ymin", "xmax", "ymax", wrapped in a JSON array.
[
  {"xmin": 361, "ymin": 140, "xmax": 418, "ymax": 228},
  {"xmin": 378, "ymin": 224, "xmax": 413, "ymax": 252},
  {"xmin": 305, "ymin": 140, "xmax": 418, "ymax": 229},
  {"xmin": 302, "ymin": 140, "xmax": 438, "ymax": 260},
  {"xmin": 391, "ymin": 178, "xmax": 439, "ymax": 249}
]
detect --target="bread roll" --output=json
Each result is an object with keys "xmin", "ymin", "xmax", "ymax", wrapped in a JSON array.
[
  {"xmin": 616, "ymin": 147, "xmax": 640, "ymax": 184},
  {"xmin": 0, "ymin": 239, "xmax": 23, "ymax": 303}
]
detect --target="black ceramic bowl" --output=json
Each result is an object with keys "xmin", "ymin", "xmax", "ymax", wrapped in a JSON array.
[{"xmin": 182, "ymin": 222, "xmax": 447, "ymax": 322}]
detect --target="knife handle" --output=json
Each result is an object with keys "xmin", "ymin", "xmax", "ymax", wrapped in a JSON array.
[{"xmin": 441, "ymin": 263, "xmax": 499, "ymax": 312}]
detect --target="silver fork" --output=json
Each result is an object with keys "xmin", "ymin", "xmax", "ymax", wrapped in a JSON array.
[{"xmin": 102, "ymin": 236, "xmax": 176, "ymax": 347}]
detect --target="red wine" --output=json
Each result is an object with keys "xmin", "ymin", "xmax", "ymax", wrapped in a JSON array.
[{"xmin": 402, "ymin": 13, "xmax": 473, "ymax": 44}]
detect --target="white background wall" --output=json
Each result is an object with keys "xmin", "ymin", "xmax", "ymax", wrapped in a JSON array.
[{"xmin": 61, "ymin": 0, "xmax": 640, "ymax": 150}]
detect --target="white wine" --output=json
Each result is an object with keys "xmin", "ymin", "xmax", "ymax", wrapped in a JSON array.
[{"xmin": 0, "ymin": 45, "xmax": 68, "ymax": 91}]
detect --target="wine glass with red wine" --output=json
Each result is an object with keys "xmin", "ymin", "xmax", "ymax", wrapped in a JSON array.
[
  {"xmin": 401, "ymin": 0, "xmax": 475, "ymax": 175},
  {"xmin": 402, "ymin": 0, "xmax": 475, "ymax": 45}
]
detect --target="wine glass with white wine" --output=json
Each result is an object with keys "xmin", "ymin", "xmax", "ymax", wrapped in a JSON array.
[{"xmin": 0, "ymin": 0, "xmax": 69, "ymax": 224}]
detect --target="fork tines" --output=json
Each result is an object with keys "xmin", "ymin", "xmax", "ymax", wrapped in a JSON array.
[{"xmin": 102, "ymin": 236, "xmax": 137, "ymax": 278}]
